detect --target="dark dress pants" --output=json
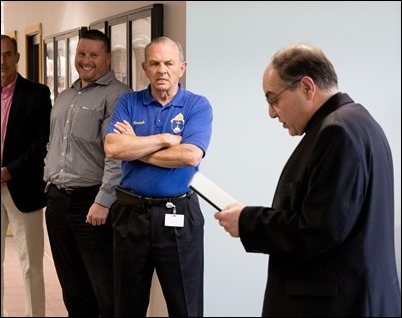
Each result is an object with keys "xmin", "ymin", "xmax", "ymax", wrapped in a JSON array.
[
  {"xmin": 45, "ymin": 184, "xmax": 114, "ymax": 317},
  {"xmin": 112, "ymin": 192, "xmax": 204, "ymax": 317}
]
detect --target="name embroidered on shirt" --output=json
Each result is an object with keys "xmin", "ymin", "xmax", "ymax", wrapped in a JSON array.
[{"xmin": 133, "ymin": 120, "xmax": 145, "ymax": 125}]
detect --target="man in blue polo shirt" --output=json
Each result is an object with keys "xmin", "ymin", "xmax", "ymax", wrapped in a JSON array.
[{"xmin": 104, "ymin": 36, "xmax": 213, "ymax": 317}]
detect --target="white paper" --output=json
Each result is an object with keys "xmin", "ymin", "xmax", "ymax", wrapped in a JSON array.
[{"xmin": 189, "ymin": 171, "xmax": 237, "ymax": 211}]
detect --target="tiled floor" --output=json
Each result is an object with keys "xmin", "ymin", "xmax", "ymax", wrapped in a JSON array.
[
  {"xmin": 3, "ymin": 235, "xmax": 168, "ymax": 317},
  {"xmin": 3, "ymin": 235, "xmax": 68, "ymax": 317}
]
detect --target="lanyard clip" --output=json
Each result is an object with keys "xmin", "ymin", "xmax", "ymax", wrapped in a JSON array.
[{"xmin": 166, "ymin": 202, "xmax": 177, "ymax": 214}]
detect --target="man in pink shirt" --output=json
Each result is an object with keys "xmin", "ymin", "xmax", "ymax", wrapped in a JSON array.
[{"xmin": 1, "ymin": 34, "xmax": 52, "ymax": 317}]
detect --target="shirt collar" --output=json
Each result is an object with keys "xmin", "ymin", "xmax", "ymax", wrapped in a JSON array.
[
  {"xmin": 71, "ymin": 70, "xmax": 117, "ymax": 90},
  {"xmin": 143, "ymin": 83, "xmax": 185, "ymax": 108},
  {"xmin": 304, "ymin": 92, "xmax": 355, "ymax": 133}
]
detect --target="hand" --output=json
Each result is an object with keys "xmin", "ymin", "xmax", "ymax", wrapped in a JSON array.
[
  {"xmin": 1, "ymin": 167, "xmax": 12, "ymax": 186},
  {"xmin": 86, "ymin": 202, "xmax": 109, "ymax": 226},
  {"xmin": 113, "ymin": 119, "xmax": 135, "ymax": 136},
  {"xmin": 161, "ymin": 133, "xmax": 182, "ymax": 147},
  {"xmin": 214, "ymin": 202, "xmax": 246, "ymax": 237}
]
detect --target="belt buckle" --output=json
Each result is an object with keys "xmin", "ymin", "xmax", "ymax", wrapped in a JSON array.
[
  {"xmin": 64, "ymin": 187, "xmax": 75, "ymax": 194},
  {"xmin": 142, "ymin": 197, "xmax": 164, "ymax": 206}
]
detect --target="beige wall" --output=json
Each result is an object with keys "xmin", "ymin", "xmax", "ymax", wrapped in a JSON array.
[{"xmin": 3, "ymin": 1, "xmax": 187, "ymax": 316}]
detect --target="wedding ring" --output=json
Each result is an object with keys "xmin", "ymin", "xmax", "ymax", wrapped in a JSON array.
[{"xmin": 124, "ymin": 131, "xmax": 130, "ymax": 135}]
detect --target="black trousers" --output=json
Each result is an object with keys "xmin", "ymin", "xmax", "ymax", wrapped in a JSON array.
[
  {"xmin": 45, "ymin": 184, "xmax": 114, "ymax": 317},
  {"xmin": 112, "ymin": 188, "xmax": 204, "ymax": 317}
]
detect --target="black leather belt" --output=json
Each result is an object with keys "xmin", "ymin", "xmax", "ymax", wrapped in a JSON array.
[
  {"xmin": 116, "ymin": 186, "xmax": 193, "ymax": 207},
  {"xmin": 52, "ymin": 183, "xmax": 100, "ymax": 195}
]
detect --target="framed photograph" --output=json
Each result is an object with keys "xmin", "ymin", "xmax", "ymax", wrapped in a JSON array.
[
  {"xmin": 89, "ymin": 21, "xmax": 107, "ymax": 34},
  {"xmin": 68, "ymin": 34, "xmax": 80, "ymax": 86},
  {"xmin": 129, "ymin": 4, "xmax": 163, "ymax": 90},
  {"xmin": 130, "ymin": 16, "xmax": 150, "ymax": 91},
  {"xmin": 44, "ymin": 4, "xmax": 164, "ymax": 96},
  {"xmin": 55, "ymin": 36, "xmax": 67, "ymax": 94},
  {"xmin": 44, "ymin": 37, "xmax": 55, "ymax": 104},
  {"xmin": 91, "ymin": 3, "xmax": 163, "ymax": 90},
  {"xmin": 44, "ymin": 27, "xmax": 87, "ymax": 101},
  {"xmin": 109, "ymin": 16, "xmax": 128, "ymax": 85}
]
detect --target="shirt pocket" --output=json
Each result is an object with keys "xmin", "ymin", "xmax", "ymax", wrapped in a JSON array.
[{"xmin": 71, "ymin": 106, "xmax": 103, "ymax": 142}]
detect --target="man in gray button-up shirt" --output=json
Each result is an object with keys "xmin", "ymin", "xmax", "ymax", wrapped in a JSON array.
[{"xmin": 44, "ymin": 29, "xmax": 132, "ymax": 317}]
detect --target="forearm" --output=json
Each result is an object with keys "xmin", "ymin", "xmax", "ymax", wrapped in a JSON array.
[
  {"xmin": 104, "ymin": 133, "xmax": 174, "ymax": 161},
  {"xmin": 139, "ymin": 144, "xmax": 203, "ymax": 168}
]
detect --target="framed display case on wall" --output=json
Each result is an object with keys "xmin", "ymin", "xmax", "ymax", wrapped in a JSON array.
[
  {"xmin": 44, "ymin": 3, "xmax": 163, "ymax": 100},
  {"xmin": 109, "ymin": 16, "xmax": 128, "ymax": 85},
  {"xmin": 44, "ymin": 37, "xmax": 55, "ymax": 103},
  {"xmin": 43, "ymin": 26, "xmax": 87, "ymax": 104},
  {"xmin": 89, "ymin": 21, "xmax": 107, "ymax": 34},
  {"xmin": 90, "ymin": 3, "xmax": 163, "ymax": 90}
]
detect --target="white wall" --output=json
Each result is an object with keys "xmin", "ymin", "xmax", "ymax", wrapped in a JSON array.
[{"xmin": 186, "ymin": 1, "xmax": 401, "ymax": 317}]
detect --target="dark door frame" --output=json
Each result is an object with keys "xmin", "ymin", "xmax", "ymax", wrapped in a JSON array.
[{"xmin": 25, "ymin": 23, "xmax": 43, "ymax": 83}]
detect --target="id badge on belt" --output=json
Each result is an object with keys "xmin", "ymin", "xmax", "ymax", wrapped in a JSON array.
[{"xmin": 164, "ymin": 202, "xmax": 184, "ymax": 227}]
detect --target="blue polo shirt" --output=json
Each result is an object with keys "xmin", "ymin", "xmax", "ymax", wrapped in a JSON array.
[{"xmin": 105, "ymin": 85, "xmax": 213, "ymax": 197}]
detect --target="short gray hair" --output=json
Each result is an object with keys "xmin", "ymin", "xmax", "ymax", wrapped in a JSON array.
[{"xmin": 144, "ymin": 36, "xmax": 184, "ymax": 62}]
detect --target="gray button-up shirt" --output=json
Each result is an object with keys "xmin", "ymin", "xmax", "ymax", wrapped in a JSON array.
[{"xmin": 44, "ymin": 71, "xmax": 132, "ymax": 208}]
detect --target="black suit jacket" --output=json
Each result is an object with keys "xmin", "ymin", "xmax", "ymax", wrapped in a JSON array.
[
  {"xmin": 240, "ymin": 93, "xmax": 401, "ymax": 316},
  {"xmin": 2, "ymin": 74, "xmax": 52, "ymax": 212}
]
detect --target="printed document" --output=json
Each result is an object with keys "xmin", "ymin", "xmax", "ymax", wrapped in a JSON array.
[{"xmin": 189, "ymin": 171, "xmax": 237, "ymax": 210}]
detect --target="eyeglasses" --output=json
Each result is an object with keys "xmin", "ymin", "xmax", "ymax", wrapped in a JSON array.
[{"xmin": 265, "ymin": 77, "xmax": 303, "ymax": 108}]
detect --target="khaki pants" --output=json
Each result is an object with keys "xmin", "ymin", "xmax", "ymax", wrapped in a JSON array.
[{"xmin": 1, "ymin": 185, "xmax": 45, "ymax": 317}]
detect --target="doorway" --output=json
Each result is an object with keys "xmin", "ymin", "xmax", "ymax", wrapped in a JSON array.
[{"xmin": 25, "ymin": 23, "xmax": 42, "ymax": 83}]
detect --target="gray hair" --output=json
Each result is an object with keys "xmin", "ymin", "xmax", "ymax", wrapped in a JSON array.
[{"xmin": 144, "ymin": 36, "xmax": 184, "ymax": 62}]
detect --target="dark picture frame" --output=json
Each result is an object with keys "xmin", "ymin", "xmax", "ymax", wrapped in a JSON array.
[
  {"xmin": 90, "ymin": 3, "xmax": 163, "ymax": 90},
  {"xmin": 43, "ymin": 26, "xmax": 87, "ymax": 103},
  {"xmin": 44, "ymin": 37, "xmax": 55, "ymax": 103},
  {"xmin": 44, "ymin": 4, "xmax": 163, "ymax": 98}
]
